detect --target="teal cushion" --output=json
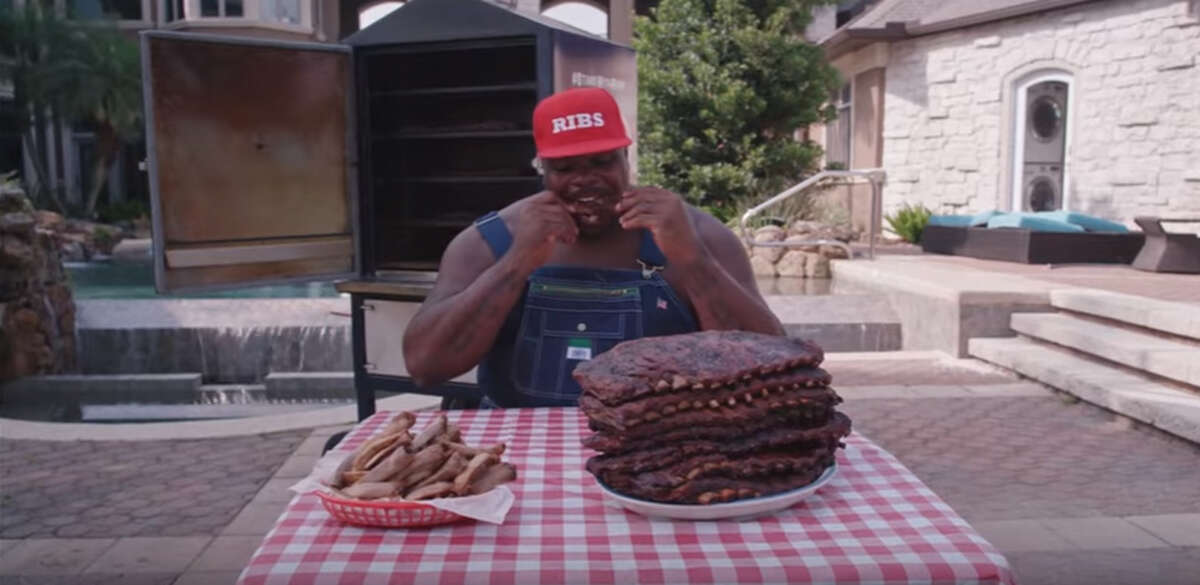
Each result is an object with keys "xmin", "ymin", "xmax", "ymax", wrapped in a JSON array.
[
  {"xmin": 987, "ymin": 213, "xmax": 1085, "ymax": 233},
  {"xmin": 1037, "ymin": 211, "xmax": 1128, "ymax": 233},
  {"xmin": 969, "ymin": 210, "xmax": 1003, "ymax": 226},
  {"xmin": 928, "ymin": 214, "xmax": 973, "ymax": 227}
]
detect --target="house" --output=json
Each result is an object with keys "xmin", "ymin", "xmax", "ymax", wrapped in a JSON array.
[
  {"xmin": 813, "ymin": 0, "xmax": 1200, "ymax": 228},
  {"xmin": 3, "ymin": 0, "xmax": 636, "ymax": 214}
]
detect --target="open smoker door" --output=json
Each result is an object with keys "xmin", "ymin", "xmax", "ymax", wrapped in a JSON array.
[{"xmin": 141, "ymin": 31, "xmax": 356, "ymax": 293}]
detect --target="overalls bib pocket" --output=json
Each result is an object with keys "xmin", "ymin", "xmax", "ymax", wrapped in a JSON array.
[{"xmin": 511, "ymin": 280, "xmax": 644, "ymax": 402}]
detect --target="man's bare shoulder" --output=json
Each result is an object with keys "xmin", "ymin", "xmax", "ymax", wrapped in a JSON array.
[
  {"xmin": 496, "ymin": 192, "xmax": 542, "ymax": 224},
  {"xmin": 686, "ymin": 205, "xmax": 743, "ymax": 249}
]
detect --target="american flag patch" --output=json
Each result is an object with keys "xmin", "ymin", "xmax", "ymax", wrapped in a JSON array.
[{"xmin": 656, "ymin": 298, "xmax": 668, "ymax": 310}]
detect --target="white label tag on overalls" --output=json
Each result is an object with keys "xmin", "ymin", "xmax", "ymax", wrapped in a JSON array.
[{"xmin": 566, "ymin": 338, "xmax": 592, "ymax": 361}]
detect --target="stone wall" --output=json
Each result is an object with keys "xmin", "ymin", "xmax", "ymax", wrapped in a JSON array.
[
  {"xmin": 744, "ymin": 223, "xmax": 852, "ymax": 278},
  {"xmin": 0, "ymin": 184, "xmax": 77, "ymax": 381},
  {"xmin": 880, "ymin": 0, "xmax": 1200, "ymax": 223}
]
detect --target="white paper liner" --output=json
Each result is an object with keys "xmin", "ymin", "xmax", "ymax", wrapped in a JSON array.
[{"xmin": 289, "ymin": 446, "xmax": 516, "ymax": 525}]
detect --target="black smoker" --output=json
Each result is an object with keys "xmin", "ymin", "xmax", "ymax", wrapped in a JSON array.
[{"xmin": 141, "ymin": 0, "xmax": 636, "ymax": 418}]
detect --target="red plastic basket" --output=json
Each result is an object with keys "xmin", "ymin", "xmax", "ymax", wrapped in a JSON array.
[{"xmin": 315, "ymin": 490, "xmax": 466, "ymax": 528}]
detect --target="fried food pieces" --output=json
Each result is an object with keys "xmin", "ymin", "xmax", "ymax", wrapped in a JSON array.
[{"xmin": 332, "ymin": 412, "xmax": 517, "ymax": 501}]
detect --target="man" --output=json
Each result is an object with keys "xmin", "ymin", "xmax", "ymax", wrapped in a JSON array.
[{"xmin": 403, "ymin": 87, "xmax": 782, "ymax": 407}]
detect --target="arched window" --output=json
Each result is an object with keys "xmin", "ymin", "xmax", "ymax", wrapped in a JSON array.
[
  {"xmin": 1010, "ymin": 70, "xmax": 1074, "ymax": 212},
  {"xmin": 359, "ymin": 0, "xmax": 403, "ymax": 29},
  {"xmin": 541, "ymin": 0, "xmax": 608, "ymax": 38}
]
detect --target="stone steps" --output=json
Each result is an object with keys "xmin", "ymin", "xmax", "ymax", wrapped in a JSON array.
[
  {"xmin": 1009, "ymin": 313, "xmax": 1200, "ymax": 387},
  {"xmin": 1050, "ymin": 289, "xmax": 1200, "ymax": 340},
  {"xmin": 969, "ymin": 337, "xmax": 1200, "ymax": 443},
  {"xmin": 831, "ymin": 256, "xmax": 1054, "ymax": 356}
]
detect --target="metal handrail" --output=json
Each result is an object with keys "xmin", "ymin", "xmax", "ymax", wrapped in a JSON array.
[{"xmin": 739, "ymin": 168, "xmax": 886, "ymax": 260}]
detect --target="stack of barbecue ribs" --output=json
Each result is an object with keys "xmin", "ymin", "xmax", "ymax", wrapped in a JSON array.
[{"xmin": 575, "ymin": 331, "xmax": 851, "ymax": 505}]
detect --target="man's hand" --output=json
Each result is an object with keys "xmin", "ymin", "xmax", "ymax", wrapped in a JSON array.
[
  {"xmin": 508, "ymin": 191, "xmax": 579, "ymax": 270},
  {"xmin": 615, "ymin": 186, "xmax": 704, "ymax": 266}
]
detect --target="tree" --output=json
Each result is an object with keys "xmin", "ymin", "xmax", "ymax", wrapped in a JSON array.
[
  {"xmin": 635, "ymin": 0, "xmax": 839, "ymax": 221},
  {"xmin": 0, "ymin": 1, "xmax": 73, "ymax": 212},
  {"xmin": 51, "ymin": 21, "xmax": 142, "ymax": 218},
  {"xmin": 0, "ymin": 2, "xmax": 142, "ymax": 217}
]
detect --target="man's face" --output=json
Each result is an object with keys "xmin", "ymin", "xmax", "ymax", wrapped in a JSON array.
[{"xmin": 542, "ymin": 149, "xmax": 630, "ymax": 237}]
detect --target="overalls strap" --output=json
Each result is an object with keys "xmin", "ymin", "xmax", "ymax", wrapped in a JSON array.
[{"xmin": 474, "ymin": 211, "xmax": 513, "ymax": 260}]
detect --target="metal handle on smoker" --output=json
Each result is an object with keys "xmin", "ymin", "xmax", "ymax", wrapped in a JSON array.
[{"xmin": 739, "ymin": 169, "xmax": 886, "ymax": 260}]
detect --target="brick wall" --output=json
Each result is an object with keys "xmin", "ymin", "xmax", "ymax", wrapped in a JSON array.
[{"xmin": 880, "ymin": 0, "xmax": 1200, "ymax": 223}]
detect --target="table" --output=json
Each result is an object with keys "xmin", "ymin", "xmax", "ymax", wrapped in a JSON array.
[{"xmin": 238, "ymin": 409, "xmax": 1017, "ymax": 585}]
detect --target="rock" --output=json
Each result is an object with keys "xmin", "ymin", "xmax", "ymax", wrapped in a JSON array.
[
  {"xmin": 36, "ymin": 232, "xmax": 63, "ymax": 281},
  {"xmin": 788, "ymin": 220, "xmax": 823, "ymax": 237},
  {"xmin": 61, "ymin": 219, "xmax": 123, "ymax": 256},
  {"xmin": 750, "ymin": 254, "xmax": 778, "ymax": 277},
  {"xmin": 752, "ymin": 243, "xmax": 785, "ymax": 264},
  {"xmin": 788, "ymin": 219, "xmax": 857, "ymax": 243},
  {"xmin": 1, "ymin": 234, "xmax": 35, "ymax": 267},
  {"xmin": 0, "ymin": 212, "xmax": 35, "ymax": 235},
  {"xmin": 0, "ymin": 187, "xmax": 34, "ymax": 215},
  {"xmin": 753, "ymin": 225, "xmax": 785, "ymax": 242},
  {"xmin": 0, "ymin": 186, "xmax": 75, "ymax": 381},
  {"xmin": 803, "ymin": 252, "xmax": 830, "ymax": 279},
  {"xmin": 34, "ymin": 210, "xmax": 64, "ymax": 231},
  {"xmin": 59, "ymin": 241, "xmax": 87, "ymax": 263},
  {"xmin": 776, "ymin": 250, "xmax": 809, "ymax": 277},
  {"xmin": 59, "ymin": 232, "xmax": 93, "ymax": 260},
  {"xmin": 45, "ymin": 283, "xmax": 73, "ymax": 311},
  {"xmin": 12, "ymin": 307, "xmax": 40, "ymax": 328},
  {"xmin": 820, "ymin": 244, "xmax": 851, "ymax": 260},
  {"xmin": 0, "ymin": 269, "xmax": 27, "ymax": 301},
  {"xmin": 783, "ymin": 235, "xmax": 820, "ymax": 253}
]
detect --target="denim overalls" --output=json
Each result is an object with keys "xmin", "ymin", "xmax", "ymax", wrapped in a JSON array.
[{"xmin": 473, "ymin": 211, "xmax": 699, "ymax": 407}]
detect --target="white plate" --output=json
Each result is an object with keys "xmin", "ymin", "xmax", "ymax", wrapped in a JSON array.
[{"xmin": 598, "ymin": 464, "xmax": 838, "ymax": 521}]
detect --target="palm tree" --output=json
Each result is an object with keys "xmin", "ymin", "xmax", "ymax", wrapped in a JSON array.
[
  {"xmin": 0, "ymin": 2, "xmax": 142, "ymax": 217},
  {"xmin": 50, "ymin": 23, "xmax": 142, "ymax": 217},
  {"xmin": 0, "ymin": 1, "xmax": 72, "ymax": 211}
]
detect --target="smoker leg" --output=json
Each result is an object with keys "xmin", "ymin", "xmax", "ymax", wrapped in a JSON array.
[
  {"xmin": 440, "ymin": 395, "xmax": 483, "ymax": 410},
  {"xmin": 322, "ymin": 431, "xmax": 348, "ymax": 455}
]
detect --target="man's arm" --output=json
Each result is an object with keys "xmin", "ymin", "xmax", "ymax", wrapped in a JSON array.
[
  {"xmin": 401, "ymin": 228, "xmax": 530, "ymax": 387},
  {"xmin": 403, "ymin": 192, "xmax": 579, "ymax": 387},
  {"xmin": 669, "ymin": 209, "xmax": 784, "ymax": 335}
]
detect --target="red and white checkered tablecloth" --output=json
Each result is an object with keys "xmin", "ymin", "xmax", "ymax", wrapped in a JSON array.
[{"xmin": 238, "ymin": 408, "xmax": 1017, "ymax": 585}]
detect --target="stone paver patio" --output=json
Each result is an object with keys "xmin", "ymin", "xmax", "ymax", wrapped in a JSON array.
[{"xmin": 1, "ymin": 355, "xmax": 1197, "ymax": 585}]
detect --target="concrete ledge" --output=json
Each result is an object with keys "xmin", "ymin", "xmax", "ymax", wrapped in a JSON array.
[
  {"xmin": 837, "ymin": 382, "xmax": 1051, "ymax": 399},
  {"xmin": 264, "ymin": 371, "xmax": 355, "ymax": 399},
  {"xmin": 1051, "ymin": 289, "xmax": 1200, "ymax": 341},
  {"xmin": 0, "ymin": 393, "xmax": 441, "ymax": 441},
  {"xmin": 969, "ymin": 337, "xmax": 1200, "ymax": 444},
  {"xmin": 833, "ymin": 257, "xmax": 1056, "ymax": 356},
  {"xmin": 1, "ymin": 374, "xmax": 202, "ymax": 401},
  {"xmin": 767, "ymin": 295, "xmax": 901, "ymax": 352},
  {"xmin": 1011, "ymin": 313, "xmax": 1200, "ymax": 387}
]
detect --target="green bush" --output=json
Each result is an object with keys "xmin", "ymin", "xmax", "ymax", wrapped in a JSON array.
[
  {"xmin": 92, "ymin": 226, "xmax": 116, "ymax": 252},
  {"xmin": 885, "ymin": 204, "xmax": 932, "ymax": 244},
  {"xmin": 635, "ymin": 0, "xmax": 840, "ymax": 212},
  {"xmin": 96, "ymin": 199, "xmax": 148, "ymax": 224}
]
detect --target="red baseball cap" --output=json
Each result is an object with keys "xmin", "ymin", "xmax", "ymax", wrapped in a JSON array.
[{"xmin": 532, "ymin": 87, "xmax": 631, "ymax": 159}]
